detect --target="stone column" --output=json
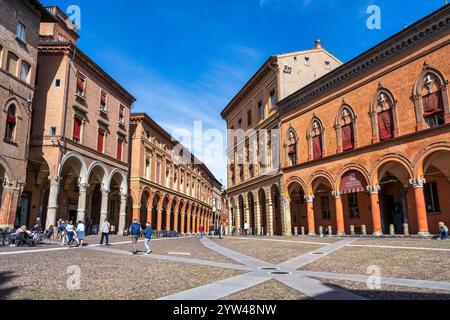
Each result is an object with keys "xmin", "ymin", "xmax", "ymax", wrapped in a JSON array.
[
  {"xmin": 332, "ymin": 192, "xmax": 345, "ymax": 236},
  {"xmin": 76, "ymin": 183, "xmax": 88, "ymax": 222},
  {"xmin": 118, "ymin": 192, "xmax": 127, "ymax": 235},
  {"xmin": 281, "ymin": 197, "xmax": 292, "ymax": 236},
  {"xmin": 0, "ymin": 183, "xmax": 13, "ymax": 227},
  {"xmin": 186, "ymin": 210, "xmax": 191, "ymax": 234},
  {"xmin": 146, "ymin": 205, "xmax": 153, "ymax": 226},
  {"xmin": 180, "ymin": 213, "xmax": 186, "ymax": 234},
  {"xmin": 99, "ymin": 188, "xmax": 110, "ymax": 228},
  {"xmin": 166, "ymin": 210, "xmax": 171, "ymax": 231},
  {"xmin": 254, "ymin": 197, "xmax": 262, "ymax": 235},
  {"xmin": 157, "ymin": 209, "xmax": 163, "ymax": 231},
  {"xmin": 305, "ymin": 195, "xmax": 316, "ymax": 235},
  {"xmin": 174, "ymin": 212, "xmax": 179, "ymax": 232},
  {"xmin": 243, "ymin": 198, "xmax": 250, "ymax": 226},
  {"xmin": 266, "ymin": 197, "xmax": 274, "ymax": 236},
  {"xmin": 235, "ymin": 204, "xmax": 241, "ymax": 233},
  {"xmin": 45, "ymin": 176, "xmax": 60, "ymax": 230},
  {"xmin": 367, "ymin": 185, "xmax": 382, "ymax": 236},
  {"xmin": 410, "ymin": 178, "xmax": 430, "ymax": 236}
]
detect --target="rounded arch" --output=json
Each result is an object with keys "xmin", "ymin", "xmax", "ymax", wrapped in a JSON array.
[
  {"xmin": 413, "ymin": 65, "xmax": 448, "ymax": 95},
  {"xmin": 0, "ymin": 155, "xmax": 13, "ymax": 183},
  {"xmin": 3, "ymin": 97, "xmax": 24, "ymax": 120},
  {"xmin": 336, "ymin": 164, "xmax": 371, "ymax": 192},
  {"xmin": 87, "ymin": 161, "xmax": 109, "ymax": 187},
  {"xmin": 108, "ymin": 168, "xmax": 127, "ymax": 191},
  {"xmin": 58, "ymin": 152, "xmax": 88, "ymax": 183},
  {"xmin": 285, "ymin": 176, "xmax": 307, "ymax": 197},
  {"xmin": 371, "ymin": 154, "xmax": 414, "ymax": 186},
  {"xmin": 307, "ymin": 171, "xmax": 336, "ymax": 194},
  {"xmin": 414, "ymin": 143, "xmax": 450, "ymax": 178}
]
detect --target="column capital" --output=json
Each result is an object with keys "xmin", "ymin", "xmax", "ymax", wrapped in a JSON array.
[
  {"xmin": 78, "ymin": 183, "xmax": 89, "ymax": 192},
  {"xmin": 120, "ymin": 192, "xmax": 128, "ymax": 201},
  {"xmin": 100, "ymin": 187, "xmax": 110, "ymax": 195},
  {"xmin": 304, "ymin": 194, "xmax": 315, "ymax": 203},
  {"xmin": 366, "ymin": 185, "xmax": 381, "ymax": 194},
  {"xmin": 49, "ymin": 176, "xmax": 61, "ymax": 184},
  {"xmin": 331, "ymin": 191, "xmax": 342, "ymax": 199},
  {"xmin": 410, "ymin": 178, "xmax": 426, "ymax": 189}
]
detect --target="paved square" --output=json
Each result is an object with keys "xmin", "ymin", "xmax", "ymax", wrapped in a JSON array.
[{"xmin": 1, "ymin": 235, "xmax": 449, "ymax": 300}]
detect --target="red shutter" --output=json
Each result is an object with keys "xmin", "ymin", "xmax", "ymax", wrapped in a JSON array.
[
  {"xmin": 77, "ymin": 77, "xmax": 84, "ymax": 91},
  {"xmin": 423, "ymin": 92, "xmax": 444, "ymax": 116},
  {"xmin": 97, "ymin": 131, "xmax": 104, "ymax": 152},
  {"xmin": 7, "ymin": 114, "xmax": 16, "ymax": 124},
  {"xmin": 101, "ymin": 92, "xmax": 107, "ymax": 106},
  {"xmin": 342, "ymin": 124, "xmax": 354, "ymax": 151},
  {"xmin": 73, "ymin": 118, "xmax": 81, "ymax": 140},
  {"xmin": 378, "ymin": 110, "xmax": 394, "ymax": 141},
  {"xmin": 117, "ymin": 139, "xmax": 123, "ymax": 161},
  {"xmin": 288, "ymin": 144, "xmax": 296, "ymax": 155},
  {"xmin": 313, "ymin": 136, "xmax": 322, "ymax": 160}
]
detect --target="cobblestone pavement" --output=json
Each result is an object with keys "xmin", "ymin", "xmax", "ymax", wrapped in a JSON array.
[{"xmin": 2, "ymin": 235, "xmax": 450, "ymax": 300}]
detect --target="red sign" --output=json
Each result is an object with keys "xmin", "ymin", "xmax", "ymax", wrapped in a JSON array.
[{"xmin": 340, "ymin": 171, "xmax": 367, "ymax": 194}]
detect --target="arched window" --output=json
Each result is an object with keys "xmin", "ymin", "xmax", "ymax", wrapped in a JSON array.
[
  {"xmin": 286, "ymin": 128, "xmax": 298, "ymax": 166},
  {"xmin": 336, "ymin": 104, "xmax": 357, "ymax": 152},
  {"xmin": 370, "ymin": 85, "xmax": 398, "ymax": 143},
  {"xmin": 4, "ymin": 104, "xmax": 17, "ymax": 142},
  {"xmin": 307, "ymin": 117, "xmax": 325, "ymax": 161},
  {"xmin": 413, "ymin": 64, "xmax": 449, "ymax": 129}
]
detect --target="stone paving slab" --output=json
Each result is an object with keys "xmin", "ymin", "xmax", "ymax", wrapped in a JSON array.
[
  {"xmin": 275, "ymin": 272, "xmax": 366, "ymax": 300},
  {"xmin": 159, "ymin": 271, "xmax": 273, "ymax": 300}
]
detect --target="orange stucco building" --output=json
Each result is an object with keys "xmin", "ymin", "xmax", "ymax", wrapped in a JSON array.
[
  {"xmin": 279, "ymin": 5, "xmax": 450, "ymax": 236},
  {"xmin": 129, "ymin": 113, "xmax": 216, "ymax": 234}
]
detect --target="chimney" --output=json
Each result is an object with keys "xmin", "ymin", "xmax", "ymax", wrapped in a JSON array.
[{"xmin": 315, "ymin": 39, "xmax": 322, "ymax": 49}]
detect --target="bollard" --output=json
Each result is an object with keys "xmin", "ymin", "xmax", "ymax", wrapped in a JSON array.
[
  {"xmin": 328, "ymin": 226, "xmax": 333, "ymax": 236},
  {"xmin": 390, "ymin": 224, "xmax": 395, "ymax": 236},
  {"xmin": 301, "ymin": 226, "xmax": 306, "ymax": 236},
  {"xmin": 361, "ymin": 225, "xmax": 367, "ymax": 236},
  {"xmin": 294, "ymin": 227, "xmax": 298, "ymax": 236},
  {"xmin": 403, "ymin": 224, "xmax": 409, "ymax": 236},
  {"xmin": 319, "ymin": 226, "xmax": 324, "ymax": 237},
  {"xmin": 350, "ymin": 225, "xmax": 355, "ymax": 236}
]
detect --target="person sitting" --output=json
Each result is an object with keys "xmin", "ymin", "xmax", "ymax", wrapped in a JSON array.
[
  {"xmin": 45, "ymin": 225, "xmax": 54, "ymax": 239},
  {"xmin": 438, "ymin": 222, "xmax": 448, "ymax": 240}
]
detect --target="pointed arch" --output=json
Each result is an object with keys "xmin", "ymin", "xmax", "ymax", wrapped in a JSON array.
[
  {"xmin": 335, "ymin": 102, "xmax": 358, "ymax": 152},
  {"xmin": 285, "ymin": 127, "xmax": 299, "ymax": 167},
  {"xmin": 307, "ymin": 115, "xmax": 325, "ymax": 161},
  {"xmin": 370, "ymin": 84, "xmax": 399, "ymax": 143},
  {"xmin": 413, "ymin": 63, "xmax": 449, "ymax": 129}
]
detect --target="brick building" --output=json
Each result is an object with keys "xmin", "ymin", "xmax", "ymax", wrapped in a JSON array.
[
  {"xmin": 25, "ymin": 6, "xmax": 135, "ymax": 233},
  {"xmin": 0, "ymin": 0, "xmax": 46, "ymax": 228},
  {"xmin": 129, "ymin": 113, "xmax": 216, "ymax": 234},
  {"xmin": 221, "ymin": 42, "xmax": 342, "ymax": 236},
  {"xmin": 279, "ymin": 5, "xmax": 450, "ymax": 236}
]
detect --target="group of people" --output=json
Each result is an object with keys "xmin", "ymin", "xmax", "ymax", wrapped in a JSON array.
[{"xmin": 53, "ymin": 220, "xmax": 86, "ymax": 248}]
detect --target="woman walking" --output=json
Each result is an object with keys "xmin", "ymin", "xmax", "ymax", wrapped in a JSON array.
[{"xmin": 75, "ymin": 221, "xmax": 86, "ymax": 247}]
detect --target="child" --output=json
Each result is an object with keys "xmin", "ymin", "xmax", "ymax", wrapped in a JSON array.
[{"xmin": 438, "ymin": 222, "xmax": 448, "ymax": 240}]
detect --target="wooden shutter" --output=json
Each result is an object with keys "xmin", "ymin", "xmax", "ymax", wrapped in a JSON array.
[
  {"xmin": 312, "ymin": 136, "xmax": 322, "ymax": 160},
  {"xmin": 97, "ymin": 131, "xmax": 104, "ymax": 152},
  {"xmin": 73, "ymin": 118, "xmax": 81, "ymax": 140},
  {"xmin": 342, "ymin": 124, "xmax": 354, "ymax": 151},
  {"xmin": 117, "ymin": 139, "xmax": 123, "ymax": 161},
  {"xmin": 378, "ymin": 110, "xmax": 394, "ymax": 141},
  {"xmin": 423, "ymin": 92, "xmax": 444, "ymax": 116}
]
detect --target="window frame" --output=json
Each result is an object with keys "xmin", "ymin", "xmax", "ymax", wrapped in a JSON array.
[
  {"xmin": 424, "ymin": 181, "xmax": 441, "ymax": 214},
  {"xmin": 6, "ymin": 51, "xmax": 19, "ymax": 76},
  {"xmin": 16, "ymin": 22, "xmax": 26, "ymax": 42},
  {"xmin": 4, "ymin": 104, "xmax": 17, "ymax": 142},
  {"xmin": 19, "ymin": 60, "xmax": 31, "ymax": 83}
]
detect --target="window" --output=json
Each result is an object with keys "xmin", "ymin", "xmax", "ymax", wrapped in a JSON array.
[
  {"xmin": 55, "ymin": 79, "xmax": 61, "ymax": 87},
  {"xmin": 20, "ymin": 61, "xmax": 31, "ymax": 83},
  {"xmin": 377, "ymin": 110, "xmax": 394, "ymax": 141},
  {"xmin": 321, "ymin": 196, "xmax": 331, "ymax": 220},
  {"xmin": 156, "ymin": 161, "xmax": 161, "ymax": 184},
  {"xmin": 50, "ymin": 126, "xmax": 56, "ymax": 136},
  {"xmin": 4, "ymin": 104, "xmax": 17, "ymax": 142},
  {"xmin": 145, "ymin": 158, "xmax": 150, "ymax": 180},
  {"xmin": 304, "ymin": 57, "xmax": 310, "ymax": 65},
  {"xmin": 287, "ymin": 130, "xmax": 297, "ymax": 166},
  {"xmin": 424, "ymin": 182, "xmax": 441, "ymax": 213},
  {"xmin": 258, "ymin": 100, "xmax": 264, "ymax": 119},
  {"xmin": 348, "ymin": 193, "xmax": 360, "ymax": 218},
  {"xmin": 270, "ymin": 90, "xmax": 277, "ymax": 109},
  {"xmin": 338, "ymin": 107, "xmax": 356, "ymax": 152},
  {"xmin": 423, "ymin": 91, "xmax": 444, "ymax": 128},
  {"xmin": 6, "ymin": 52, "xmax": 19, "ymax": 76},
  {"xmin": 247, "ymin": 110, "xmax": 252, "ymax": 126},
  {"xmin": 97, "ymin": 130, "xmax": 105, "ymax": 153},
  {"xmin": 238, "ymin": 118, "xmax": 242, "ymax": 129},
  {"xmin": 342, "ymin": 124, "xmax": 355, "ymax": 151},
  {"xmin": 119, "ymin": 105, "xmax": 125, "ymax": 124},
  {"xmin": 76, "ymin": 74, "xmax": 86, "ymax": 97},
  {"xmin": 73, "ymin": 118, "xmax": 82, "ymax": 143},
  {"xmin": 117, "ymin": 138, "xmax": 124, "ymax": 161},
  {"xmin": 325, "ymin": 61, "xmax": 331, "ymax": 70},
  {"xmin": 0, "ymin": 45, "xmax": 3, "ymax": 69},
  {"xmin": 310, "ymin": 119, "xmax": 324, "ymax": 160},
  {"xmin": 100, "ymin": 90, "xmax": 108, "ymax": 112},
  {"xmin": 16, "ymin": 22, "xmax": 25, "ymax": 42}
]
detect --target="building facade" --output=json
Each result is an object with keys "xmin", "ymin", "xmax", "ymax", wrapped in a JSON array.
[
  {"xmin": 221, "ymin": 42, "xmax": 342, "ymax": 236},
  {"xmin": 212, "ymin": 178, "xmax": 224, "ymax": 230},
  {"xmin": 279, "ymin": 5, "xmax": 450, "ymax": 236},
  {"xmin": 0, "ymin": 0, "xmax": 44, "ymax": 228},
  {"xmin": 24, "ymin": 6, "xmax": 135, "ymax": 233},
  {"xmin": 129, "ymin": 113, "xmax": 216, "ymax": 234}
]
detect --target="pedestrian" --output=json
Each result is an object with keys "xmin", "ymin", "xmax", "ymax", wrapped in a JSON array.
[
  {"xmin": 198, "ymin": 224, "xmax": 204, "ymax": 239},
  {"xmin": 244, "ymin": 221, "xmax": 250, "ymax": 236},
  {"xmin": 218, "ymin": 223, "xmax": 224, "ymax": 239},
  {"xmin": 210, "ymin": 223, "xmax": 215, "ymax": 238},
  {"xmin": 438, "ymin": 222, "xmax": 449, "ymax": 240},
  {"xmin": 100, "ymin": 219, "xmax": 110, "ymax": 246},
  {"xmin": 65, "ymin": 221, "xmax": 75, "ymax": 247},
  {"xmin": 129, "ymin": 219, "xmax": 142, "ymax": 255},
  {"xmin": 76, "ymin": 221, "xmax": 86, "ymax": 247},
  {"xmin": 143, "ymin": 222, "xmax": 152, "ymax": 254},
  {"xmin": 35, "ymin": 217, "xmax": 43, "ymax": 232},
  {"xmin": 60, "ymin": 220, "xmax": 67, "ymax": 246}
]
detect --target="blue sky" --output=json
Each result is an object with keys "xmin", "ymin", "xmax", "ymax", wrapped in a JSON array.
[{"xmin": 41, "ymin": 0, "xmax": 446, "ymax": 184}]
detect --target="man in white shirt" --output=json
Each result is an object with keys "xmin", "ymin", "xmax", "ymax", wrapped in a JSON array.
[
  {"xmin": 244, "ymin": 221, "xmax": 250, "ymax": 236},
  {"xmin": 100, "ymin": 219, "xmax": 110, "ymax": 246}
]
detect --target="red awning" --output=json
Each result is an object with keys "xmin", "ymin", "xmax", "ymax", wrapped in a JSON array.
[{"xmin": 340, "ymin": 171, "xmax": 367, "ymax": 194}]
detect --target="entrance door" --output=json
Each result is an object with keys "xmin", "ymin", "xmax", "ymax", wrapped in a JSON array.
[
  {"xmin": 381, "ymin": 195, "xmax": 395, "ymax": 234},
  {"xmin": 68, "ymin": 203, "xmax": 78, "ymax": 222},
  {"xmin": 16, "ymin": 194, "xmax": 30, "ymax": 228}
]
